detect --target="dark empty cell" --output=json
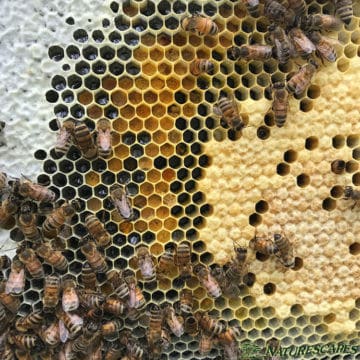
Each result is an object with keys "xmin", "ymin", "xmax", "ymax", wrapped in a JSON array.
[
  {"xmin": 322, "ymin": 197, "xmax": 336, "ymax": 211},
  {"xmin": 347, "ymin": 134, "xmax": 360, "ymax": 148},
  {"xmin": 197, "ymin": 77, "xmax": 209, "ymax": 90},
  {"xmin": 92, "ymin": 30, "xmax": 104, "ymax": 43},
  {"xmin": 62, "ymin": 90, "xmax": 74, "ymax": 103},
  {"xmin": 176, "ymin": 118, "xmax": 187, "ymax": 130},
  {"xmin": 70, "ymin": 104, "xmax": 85, "ymax": 119},
  {"xmin": 235, "ymin": 63, "xmax": 247, "ymax": 76},
  {"xmin": 66, "ymin": 45, "xmax": 80, "ymax": 59},
  {"xmin": 84, "ymin": 76, "xmax": 100, "ymax": 90},
  {"xmin": 178, "ymin": 192, "xmax": 190, "ymax": 205},
  {"xmin": 158, "ymin": 0, "xmax": 171, "ymax": 14},
  {"xmin": 292, "ymin": 257, "xmax": 303, "ymax": 271},
  {"xmin": 175, "ymin": 91, "xmax": 187, "ymax": 104},
  {"xmin": 199, "ymin": 154, "xmax": 209, "ymax": 167},
  {"xmin": 130, "ymin": 144, "xmax": 144, "ymax": 158},
  {"xmin": 133, "ymin": 18, "xmax": 147, "ymax": 32},
  {"xmin": 300, "ymin": 99, "xmax": 313, "ymax": 112},
  {"xmin": 176, "ymin": 143, "xmax": 188, "ymax": 156},
  {"xmin": 143, "ymin": 231, "xmax": 155, "ymax": 244},
  {"xmin": 100, "ymin": 46, "xmax": 115, "ymax": 60},
  {"xmin": 75, "ymin": 61, "xmax": 90, "ymax": 76},
  {"xmin": 184, "ymin": 155, "xmax": 195, "ymax": 168},
  {"xmin": 264, "ymin": 60, "xmax": 277, "ymax": 74},
  {"xmin": 165, "ymin": 17, "xmax": 179, "ymax": 30},
  {"xmin": 68, "ymin": 74, "xmax": 82, "ymax": 89},
  {"xmin": 83, "ymin": 45, "xmax": 98, "ymax": 61},
  {"xmin": 264, "ymin": 283, "xmax": 276, "ymax": 295},
  {"xmin": 62, "ymin": 64, "xmax": 70, "ymax": 71},
  {"xmin": 250, "ymin": 88, "xmax": 262, "ymax": 100},
  {"xmin": 137, "ymin": 131, "xmax": 150, "ymax": 145},
  {"xmin": 69, "ymin": 260, "xmax": 83, "ymax": 274},
  {"xmin": 177, "ymin": 168, "xmax": 189, "ymax": 181},
  {"xmin": 296, "ymin": 174, "xmax": 310, "ymax": 188},
  {"xmin": 305, "ymin": 136, "xmax": 319, "ymax": 150},
  {"xmin": 193, "ymin": 216, "xmax": 205, "ymax": 229},
  {"xmin": 73, "ymin": 29, "xmax": 88, "ymax": 43},
  {"xmin": 110, "ymin": 1, "xmax": 119, "ymax": 12},
  {"xmin": 123, "ymin": 131, "xmax": 136, "ymax": 145},
  {"xmin": 92, "ymin": 158, "xmax": 107, "ymax": 172},
  {"xmin": 264, "ymin": 113, "xmax": 275, "ymax": 127},
  {"xmin": 173, "ymin": 0, "xmax": 186, "ymax": 13},
  {"xmin": 62, "ymin": 186, "xmax": 76, "ymax": 200},
  {"xmin": 108, "ymin": 62, "xmax": 123, "ymax": 76},
  {"xmin": 105, "ymin": 32, "xmax": 120, "ymax": 47},
  {"xmin": 114, "ymin": 15, "xmax": 130, "ymax": 30},
  {"xmin": 101, "ymin": 171, "xmax": 115, "ymax": 185},
  {"xmin": 117, "ymin": 171, "xmax": 131, "ymax": 184},
  {"xmin": 204, "ymin": 2, "xmax": 216, "ymax": 16},
  {"xmin": 284, "ymin": 149, "xmax": 298, "ymax": 163},
  {"xmin": 54, "ymin": 104, "xmax": 68, "ymax": 118},
  {"xmin": 141, "ymin": 1, "xmax": 155, "ymax": 16},
  {"xmin": 43, "ymin": 159, "xmax": 57, "ymax": 174},
  {"xmin": 67, "ymin": 146, "xmax": 81, "ymax": 161},
  {"xmin": 106, "ymin": 246, "xmax": 120, "ymax": 260},
  {"xmin": 249, "ymin": 213, "xmax": 262, "ymax": 226},
  {"xmin": 94, "ymin": 184, "xmax": 108, "ymax": 198},
  {"xmin": 45, "ymin": 89, "xmax": 58, "ymax": 103},
  {"xmin": 200, "ymin": 203, "xmax": 212, "ymax": 216},
  {"xmin": 330, "ymin": 185, "xmax": 343, "ymax": 198},
  {"xmin": 37, "ymin": 174, "xmax": 50, "ymax": 186},
  {"xmin": 255, "ymin": 200, "xmax": 269, "ymax": 213},
  {"xmin": 125, "ymin": 32, "xmax": 139, "ymax": 46},
  {"xmin": 105, "ymin": 221, "xmax": 118, "ymax": 235},
  {"xmin": 243, "ymin": 272, "xmax": 256, "ymax": 287},
  {"xmin": 24, "ymin": 290, "xmax": 39, "ymax": 302},
  {"xmin": 257, "ymin": 126, "xmax": 270, "ymax": 140},
  {"xmin": 75, "ymin": 159, "xmax": 90, "ymax": 173},
  {"xmin": 332, "ymin": 135, "xmax": 345, "ymax": 149},
  {"xmin": 276, "ymin": 163, "xmax": 290, "ymax": 176},
  {"xmin": 212, "ymin": 76, "xmax": 224, "ymax": 89},
  {"xmin": 92, "ymin": 61, "xmax": 107, "ymax": 74},
  {"xmin": 113, "ymin": 233, "xmax": 126, "ymax": 247},
  {"xmin": 192, "ymin": 167, "xmax": 202, "ymax": 180},
  {"xmin": 95, "ymin": 91, "xmax": 109, "ymax": 105},
  {"xmin": 48, "ymin": 45, "xmax": 64, "ymax": 61},
  {"xmin": 114, "ymin": 256, "xmax": 128, "ymax": 269},
  {"xmin": 349, "ymin": 243, "xmax": 360, "ymax": 255},
  {"xmin": 185, "ymin": 204, "xmax": 197, "ymax": 216},
  {"xmin": 183, "ymin": 130, "xmax": 195, "ymax": 143},
  {"xmin": 170, "ymin": 180, "xmax": 183, "ymax": 193},
  {"xmin": 185, "ymin": 180, "xmax": 196, "ymax": 192},
  {"xmin": 69, "ymin": 173, "xmax": 83, "ymax": 187},
  {"xmin": 154, "ymin": 156, "xmax": 167, "ymax": 169},
  {"xmin": 169, "ymin": 155, "xmax": 181, "ymax": 168},
  {"xmin": 197, "ymin": 104, "xmax": 208, "ymax": 117},
  {"xmin": 34, "ymin": 149, "xmax": 47, "ymax": 160},
  {"xmin": 48, "ymin": 186, "xmax": 60, "ymax": 200},
  {"xmin": 204, "ymin": 91, "xmax": 216, "ymax": 103},
  {"xmin": 132, "ymin": 170, "xmax": 146, "ymax": 183},
  {"xmin": 186, "ymin": 228, "xmax": 198, "ymax": 241},
  {"xmin": 242, "ymin": 74, "xmax": 255, "ymax": 88},
  {"xmin": 117, "ymin": 46, "xmax": 132, "ymax": 61},
  {"xmin": 124, "ymin": 157, "xmax": 138, "ymax": 171},
  {"xmin": 126, "ymin": 62, "xmax": 140, "ymax": 75},
  {"xmin": 179, "ymin": 217, "xmax": 190, "ymax": 228},
  {"xmin": 52, "ymin": 173, "xmax": 67, "ymax": 187},
  {"xmin": 51, "ymin": 75, "xmax": 66, "ymax": 91}
]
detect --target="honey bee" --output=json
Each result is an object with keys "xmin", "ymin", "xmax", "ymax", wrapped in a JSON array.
[
  {"xmin": 1, "ymin": 342, "xmax": 15, "ymax": 360},
  {"xmin": 197, "ymin": 311, "xmax": 226, "ymax": 336},
  {"xmin": 331, "ymin": 159, "xmax": 346, "ymax": 174},
  {"xmin": 175, "ymin": 241, "xmax": 192, "ymax": 279},
  {"xmin": 0, "ymin": 280, "xmax": 20, "ymax": 314},
  {"xmin": 80, "ymin": 239, "xmax": 108, "ymax": 273},
  {"xmin": 8, "ymin": 333, "xmax": 44, "ymax": 352},
  {"xmin": 227, "ymin": 45, "xmax": 273, "ymax": 61},
  {"xmin": 18, "ymin": 247, "xmax": 44, "ymax": 279},
  {"xmin": 190, "ymin": 59, "xmax": 214, "ymax": 76},
  {"xmin": 42, "ymin": 202, "xmax": 76, "ymax": 239},
  {"xmin": 163, "ymin": 303, "xmax": 184, "ymax": 337},
  {"xmin": 343, "ymin": 185, "xmax": 360, "ymax": 209},
  {"xmin": 103, "ymin": 297, "xmax": 126, "ymax": 316},
  {"xmin": 0, "ymin": 195, "xmax": 20, "ymax": 227},
  {"xmin": 249, "ymin": 232, "xmax": 276, "ymax": 255},
  {"xmin": 217, "ymin": 324, "xmax": 242, "ymax": 346},
  {"xmin": 55, "ymin": 119, "xmax": 75, "ymax": 158},
  {"xmin": 80, "ymin": 262, "xmax": 97, "ymax": 290},
  {"xmin": 199, "ymin": 331, "xmax": 213, "ymax": 355},
  {"xmin": 287, "ymin": 0, "xmax": 306, "ymax": 18},
  {"xmin": 35, "ymin": 242, "xmax": 68, "ymax": 272},
  {"xmin": 179, "ymin": 288, "xmax": 193, "ymax": 315},
  {"xmin": 225, "ymin": 242, "xmax": 249, "ymax": 284},
  {"xmin": 56, "ymin": 307, "xmax": 83, "ymax": 340},
  {"xmin": 110, "ymin": 184, "xmax": 134, "ymax": 221},
  {"xmin": 0, "ymin": 255, "xmax": 11, "ymax": 270},
  {"xmin": 288, "ymin": 28, "xmax": 316, "ymax": 58},
  {"xmin": 307, "ymin": 31, "xmax": 337, "ymax": 63},
  {"xmin": 106, "ymin": 269, "xmax": 130, "ymax": 299},
  {"xmin": 85, "ymin": 213, "xmax": 111, "ymax": 248},
  {"xmin": 181, "ymin": 14, "xmax": 218, "ymax": 36},
  {"xmin": 84, "ymin": 307, "xmax": 104, "ymax": 322},
  {"xmin": 120, "ymin": 330, "xmax": 144, "ymax": 359},
  {"xmin": 17, "ymin": 176, "xmax": 56, "ymax": 203},
  {"xmin": 133, "ymin": 244, "xmax": 156, "ymax": 282},
  {"xmin": 96, "ymin": 118, "xmax": 112, "ymax": 158},
  {"xmin": 0, "ymin": 172, "xmax": 8, "ymax": 194},
  {"xmin": 5, "ymin": 258, "xmax": 25, "ymax": 295},
  {"xmin": 243, "ymin": 0, "xmax": 259, "ymax": 17},
  {"xmin": 211, "ymin": 264, "xmax": 241, "ymax": 299},
  {"xmin": 273, "ymin": 233, "xmax": 295, "ymax": 268},
  {"xmin": 286, "ymin": 59, "xmax": 319, "ymax": 96},
  {"xmin": 271, "ymin": 82, "xmax": 289, "ymax": 128},
  {"xmin": 69, "ymin": 321, "xmax": 99, "ymax": 357},
  {"xmin": 300, "ymin": 14, "xmax": 342, "ymax": 31},
  {"xmin": 15, "ymin": 310, "xmax": 44, "ymax": 333},
  {"xmin": 125, "ymin": 271, "xmax": 146, "ymax": 311},
  {"xmin": 61, "ymin": 276, "xmax": 79, "ymax": 312},
  {"xmin": 264, "ymin": 0, "xmax": 290, "ymax": 25},
  {"xmin": 73, "ymin": 121, "xmax": 98, "ymax": 160},
  {"xmin": 147, "ymin": 304, "xmax": 163, "ymax": 344},
  {"xmin": 102, "ymin": 319, "xmax": 122, "ymax": 341},
  {"xmin": 267, "ymin": 25, "xmax": 292, "ymax": 64},
  {"xmin": 79, "ymin": 291, "xmax": 105, "ymax": 309},
  {"xmin": 39, "ymin": 319, "xmax": 60, "ymax": 347},
  {"xmin": 18, "ymin": 201, "xmax": 42, "ymax": 243},
  {"xmin": 104, "ymin": 342, "xmax": 123, "ymax": 360},
  {"xmin": 184, "ymin": 316, "xmax": 199, "ymax": 337},
  {"xmin": 43, "ymin": 275, "xmax": 60, "ymax": 313},
  {"xmin": 213, "ymin": 95, "xmax": 245, "ymax": 131},
  {"xmin": 194, "ymin": 264, "xmax": 222, "ymax": 298},
  {"xmin": 156, "ymin": 247, "xmax": 175, "ymax": 280},
  {"xmin": 334, "ymin": 0, "xmax": 353, "ymax": 25}
]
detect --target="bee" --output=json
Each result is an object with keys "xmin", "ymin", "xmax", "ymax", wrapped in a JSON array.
[
  {"xmin": 18, "ymin": 201, "xmax": 42, "ymax": 243},
  {"xmin": 273, "ymin": 233, "xmax": 295, "ymax": 268},
  {"xmin": 8, "ymin": 333, "xmax": 44, "ymax": 352},
  {"xmin": 288, "ymin": 28, "xmax": 316, "ymax": 58},
  {"xmin": 0, "ymin": 172, "xmax": 8, "ymax": 194},
  {"xmin": 267, "ymin": 25, "xmax": 292, "ymax": 64},
  {"xmin": 227, "ymin": 45, "xmax": 272, "ymax": 61},
  {"xmin": 307, "ymin": 31, "xmax": 337, "ymax": 63},
  {"xmin": 102, "ymin": 319, "xmax": 122, "ymax": 341},
  {"xmin": 213, "ymin": 95, "xmax": 245, "ymax": 131},
  {"xmin": 80, "ymin": 262, "xmax": 97, "ymax": 290},
  {"xmin": 40, "ymin": 319, "xmax": 60, "ymax": 347},
  {"xmin": 343, "ymin": 186, "xmax": 360, "ymax": 209},
  {"xmin": 264, "ymin": 0, "xmax": 289, "ymax": 24},
  {"xmin": 5, "ymin": 258, "xmax": 25, "ymax": 295},
  {"xmin": 0, "ymin": 302, "xmax": 7, "ymax": 325},
  {"xmin": 175, "ymin": 241, "xmax": 192, "ymax": 280},
  {"xmin": 104, "ymin": 342, "xmax": 123, "ymax": 360},
  {"xmin": 249, "ymin": 232, "xmax": 276, "ymax": 255},
  {"xmin": 61, "ymin": 276, "xmax": 79, "ymax": 312},
  {"xmin": 181, "ymin": 14, "xmax": 218, "ymax": 36},
  {"xmin": 156, "ymin": 247, "xmax": 175, "ymax": 280},
  {"xmin": 133, "ymin": 244, "xmax": 156, "ymax": 282},
  {"xmin": 194, "ymin": 264, "xmax": 222, "ymax": 298},
  {"xmin": 110, "ymin": 184, "xmax": 134, "ymax": 221},
  {"xmin": 43, "ymin": 275, "xmax": 60, "ymax": 313},
  {"xmin": 184, "ymin": 316, "xmax": 199, "ymax": 337},
  {"xmin": 0, "ymin": 255, "xmax": 11, "ymax": 270},
  {"xmin": 96, "ymin": 118, "xmax": 112, "ymax": 158},
  {"xmin": 334, "ymin": 0, "xmax": 353, "ymax": 25},
  {"xmin": 79, "ymin": 291, "xmax": 105, "ymax": 309},
  {"xmin": 163, "ymin": 303, "xmax": 184, "ymax": 337},
  {"xmin": 85, "ymin": 213, "xmax": 111, "ymax": 248},
  {"xmin": 0, "ymin": 280, "xmax": 20, "ymax": 314},
  {"xmin": 18, "ymin": 247, "xmax": 44, "ymax": 279},
  {"xmin": 80, "ymin": 239, "xmax": 108, "ymax": 273},
  {"xmin": 103, "ymin": 297, "xmax": 126, "ymax": 316},
  {"xmin": 197, "ymin": 311, "xmax": 226, "ymax": 335},
  {"xmin": 211, "ymin": 264, "xmax": 241, "ymax": 299},
  {"xmin": 199, "ymin": 331, "xmax": 213, "ymax": 355},
  {"xmin": 286, "ymin": 59, "xmax": 319, "ymax": 96},
  {"xmin": 73, "ymin": 121, "xmax": 98, "ymax": 160},
  {"xmin": 190, "ymin": 59, "xmax": 214, "ymax": 76},
  {"xmin": 120, "ymin": 330, "xmax": 144, "ymax": 358},
  {"xmin": 15, "ymin": 310, "xmax": 44, "ymax": 333},
  {"xmin": 179, "ymin": 288, "xmax": 193, "ymax": 315},
  {"xmin": 56, "ymin": 307, "xmax": 83, "ymax": 340},
  {"xmin": 271, "ymin": 82, "xmax": 289, "ymax": 128},
  {"xmin": 84, "ymin": 307, "xmax": 104, "ymax": 321},
  {"xmin": 55, "ymin": 119, "xmax": 75, "ymax": 158},
  {"xmin": 331, "ymin": 159, "xmax": 346, "ymax": 174},
  {"xmin": 300, "ymin": 14, "xmax": 342, "ymax": 31},
  {"xmin": 42, "ymin": 202, "xmax": 76, "ymax": 239},
  {"xmin": 17, "ymin": 176, "xmax": 56, "ymax": 203},
  {"xmin": 287, "ymin": 0, "xmax": 306, "ymax": 18},
  {"xmin": 1, "ymin": 342, "xmax": 15, "ymax": 360},
  {"xmin": 147, "ymin": 304, "xmax": 163, "ymax": 344},
  {"xmin": 217, "ymin": 324, "xmax": 242, "ymax": 346},
  {"xmin": 0, "ymin": 195, "xmax": 20, "ymax": 227},
  {"xmin": 125, "ymin": 272, "xmax": 146, "ymax": 311},
  {"xmin": 243, "ymin": 0, "xmax": 259, "ymax": 17},
  {"xmin": 69, "ymin": 321, "xmax": 99, "ymax": 357},
  {"xmin": 35, "ymin": 242, "xmax": 68, "ymax": 272}
]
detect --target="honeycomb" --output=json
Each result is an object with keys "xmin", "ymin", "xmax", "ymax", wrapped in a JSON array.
[{"xmin": 0, "ymin": 0, "xmax": 360, "ymax": 359}]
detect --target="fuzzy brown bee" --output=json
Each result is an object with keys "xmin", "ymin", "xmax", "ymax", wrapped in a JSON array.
[
  {"xmin": 307, "ymin": 31, "xmax": 337, "ymax": 63},
  {"xmin": 300, "ymin": 14, "xmax": 342, "ymax": 31},
  {"xmin": 0, "ymin": 195, "xmax": 20, "ymax": 227},
  {"xmin": 15, "ymin": 310, "xmax": 44, "ymax": 333},
  {"xmin": 55, "ymin": 119, "xmax": 75, "ymax": 158},
  {"xmin": 96, "ymin": 118, "xmax": 112, "ymax": 158},
  {"xmin": 243, "ymin": 0, "xmax": 259, "ymax": 17},
  {"xmin": 5, "ymin": 258, "xmax": 25, "ymax": 295},
  {"xmin": 175, "ymin": 241, "xmax": 192, "ymax": 280},
  {"xmin": 264, "ymin": 0, "xmax": 291, "ymax": 25},
  {"xmin": 148, "ymin": 304, "xmax": 163, "ymax": 344},
  {"xmin": 0, "ymin": 280, "xmax": 20, "ymax": 314},
  {"xmin": 163, "ymin": 303, "xmax": 184, "ymax": 337},
  {"xmin": 55, "ymin": 307, "xmax": 83, "ymax": 340},
  {"xmin": 73, "ymin": 120, "xmax": 98, "ymax": 160},
  {"xmin": 85, "ymin": 213, "xmax": 111, "ymax": 248},
  {"xmin": 80, "ymin": 262, "xmax": 97, "ymax": 290},
  {"xmin": 17, "ymin": 177, "xmax": 56, "ymax": 203},
  {"xmin": 8, "ymin": 333, "xmax": 44, "ymax": 352},
  {"xmin": 267, "ymin": 25, "xmax": 293, "ymax": 64},
  {"xmin": 211, "ymin": 264, "xmax": 241, "ymax": 299},
  {"xmin": 133, "ymin": 244, "xmax": 156, "ymax": 282},
  {"xmin": 190, "ymin": 59, "xmax": 214, "ymax": 76},
  {"xmin": 79, "ymin": 291, "xmax": 105, "ymax": 309},
  {"xmin": 39, "ymin": 319, "xmax": 60, "ymax": 347},
  {"xmin": 102, "ymin": 319, "xmax": 122, "ymax": 341},
  {"xmin": 214, "ymin": 95, "xmax": 245, "ymax": 131},
  {"xmin": 273, "ymin": 233, "xmax": 295, "ymax": 268},
  {"xmin": 227, "ymin": 45, "xmax": 273, "ymax": 61},
  {"xmin": 194, "ymin": 264, "xmax": 222, "ymax": 298},
  {"xmin": 103, "ymin": 297, "xmax": 126, "ymax": 317},
  {"xmin": 110, "ymin": 184, "xmax": 134, "ymax": 220},
  {"xmin": 18, "ymin": 247, "xmax": 44, "ymax": 279},
  {"xmin": 0, "ymin": 255, "xmax": 11, "ymax": 270},
  {"xmin": 69, "ymin": 321, "xmax": 99, "ymax": 357},
  {"xmin": 343, "ymin": 185, "xmax": 360, "ymax": 209},
  {"xmin": 61, "ymin": 276, "xmax": 79, "ymax": 312},
  {"xmin": 156, "ymin": 247, "xmax": 175, "ymax": 280},
  {"xmin": 197, "ymin": 311, "xmax": 226, "ymax": 336},
  {"xmin": 224, "ymin": 242, "xmax": 248, "ymax": 284},
  {"xmin": 43, "ymin": 275, "xmax": 60, "ymax": 313},
  {"xmin": 199, "ymin": 331, "xmax": 213, "ymax": 355},
  {"xmin": 80, "ymin": 239, "xmax": 108, "ymax": 273},
  {"xmin": 249, "ymin": 233, "xmax": 276, "ymax": 255},
  {"xmin": 179, "ymin": 288, "xmax": 193, "ymax": 315},
  {"xmin": 286, "ymin": 59, "xmax": 319, "ymax": 96},
  {"xmin": 288, "ymin": 28, "xmax": 316, "ymax": 58},
  {"xmin": 18, "ymin": 201, "xmax": 42, "ymax": 243},
  {"xmin": 35, "ymin": 242, "xmax": 68, "ymax": 272},
  {"xmin": 271, "ymin": 82, "xmax": 289, "ymax": 128},
  {"xmin": 334, "ymin": 0, "xmax": 353, "ymax": 25},
  {"xmin": 103, "ymin": 342, "xmax": 123, "ymax": 360},
  {"xmin": 181, "ymin": 14, "xmax": 218, "ymax": 36},
  {"xmin": 125, "ymin": 273, "xmax": 146, "ymax": 311},
  {"xmin": 287, "ymin": 0, "xmax": 306, "ymax": 18}
]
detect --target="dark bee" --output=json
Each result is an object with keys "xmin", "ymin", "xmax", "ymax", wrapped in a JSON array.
[
  {"xmin": 225, "ymin": 241, "xmax": 248, "ymax": 284},
  {"xmin": 5, "ymin": 258, "xmax": 25, "ymax": 295},
  {"xmin": 243, "ymin": 0, "xmax": 260, "ymax": 17},
  {"xmin": 190, "ymin": 59, "xmax": 214, "ymax": 76},
  {"xmin": 307, "ymin": 31, "xmax": 337, "ymax": 63},
  {"xmin": 264, "ymin": 0, "xmax": 293, "ymax": 25},
  {"xmin": 85, "ymin": 213, "xmax": 111, "ymax": 248},
  {"xmin": 8, "ymin": 333, "xmax": 44, "ymax": 352},
  {"xmin": 43, "ymin": 275, "xmax": 60, "ymax": 313},
  {"xmin": 18, "ymin": 247, "xmax": 44, "ymax": 279},
  {"xmin": 334, "ymin": 0, "xmax": 353, "ymax": 25},
  {"xmin": 17, "ymin": 176, "xmax": 56, "ymax": 203},
  {"xmin": 80, "ymin": 262, "xmax": 97, "ymax": 290},
  {"xmin": 181, "ymin": 14, "xmax": 218, "ymax": 36},
  {"xmin": 35, "ymin": 242, "xmax": 68, "ymax": 272},
  {"xmin": 73, "ymin": 120, "xmax": 98, "ymax": 160},
  {"xmin": 0, "ymin": 281, "xmax": 20, "ymax": 314},
  {"xmin": 271, "ymin": 82, "xmax": 289, "ymax": 128},
  {"xmin": 148, "ymin": 304, "xmax": 163, "ymax": 345},
  {"xmin": 102, "ymin": 319, "xmax": 122, "ymax": 341},
  {"xmin": 193, "ymin": 264, "xmax": 222, "ymax": 298},
  {"xmin": 15, "ymin": 310, "xmax": 44, "ymax": 333},
  {"xmin": 249, "ymin": 233, "xmax": 276, "ymax": 255},
  {"xmin": 80, "ymin": 238, "xmax": 108, "ymax": 273},
  {"xmin": 175, "ymin": 241, "xmax": 192, "ymax": 279},
  {"xmin": 288, "ymin": 28, "xmax": 316, "ymax": 58},
  {"xmin": 18, "ymin": 201, "xmax": 42, "ymax": 243},
  {"xmin": 227, "ymin": 45, "xmax": 272, "ymax": 61},
  {"xmin": 273, "ymin": 233, "xmax": 295, "ymax": 268},
  {"xmin": 96, "ymin": 118, "xmax": 112, "ymax": 158},
  {"xmin": 300, "ymin": 14, "xmax": 342, "ymax": 31},
  {"xmin": 287, "ymin": 0, "xmax": 306, "ymax": 18},
  {"xmin": 213, "ymin": 95, "xmax": 246, "ymax": 131},
  {"xmin": 179, "ymin": 288, "xmax": 193, "ymax": 315},
  {"xmin": 267, "ymin": 25, "xmax": 292, "ymax": 64},
  {"xmin": 196, "ymin": 311, "xmax": 226, "ymax": 336},
  {"xmin": 343, "ymin": 186, "xmax": 360, "ymax": 209},
  {"xmin": 55, "ymin": 119, "xmax": 75, "ymax": 158}
]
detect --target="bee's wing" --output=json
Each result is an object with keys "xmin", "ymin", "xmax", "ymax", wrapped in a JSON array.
[{"xmin": 213, "ymin": 105, "xmax": 222, "ymax": 116}]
